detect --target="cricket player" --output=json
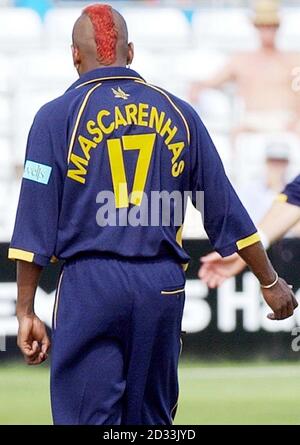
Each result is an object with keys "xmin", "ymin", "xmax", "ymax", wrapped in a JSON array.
[
  {"xmin": 199, "ymin": 175, "xmax": 300, "ymax": 287},
  {"xmin": 9, "ymin": 4, "xmax": 297, "ymax": 425}
]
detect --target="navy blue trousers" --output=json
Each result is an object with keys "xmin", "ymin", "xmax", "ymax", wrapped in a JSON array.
[{"xmin": 50, "ymin": 256, "xmax": 185, "ymax": 425}]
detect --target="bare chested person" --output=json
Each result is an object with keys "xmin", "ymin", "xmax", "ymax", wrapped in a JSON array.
[{"xmin": 190, "ymin": 0, "xmax": 300, "ymax": 134}]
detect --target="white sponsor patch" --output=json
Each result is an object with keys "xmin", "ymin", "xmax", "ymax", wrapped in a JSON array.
[{"xmin": 23, "ymin": 160, "xmax": 52, "ymax": 185}]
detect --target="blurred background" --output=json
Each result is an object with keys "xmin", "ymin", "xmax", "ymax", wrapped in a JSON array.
[{"xmin": 1, "ymin": 0, "xmax": 300, "ymax": 425}]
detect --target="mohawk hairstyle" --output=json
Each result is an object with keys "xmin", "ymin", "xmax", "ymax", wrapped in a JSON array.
[{"xmin": 83, "ymin": 4, "xmax": 118, "ymax": 65}]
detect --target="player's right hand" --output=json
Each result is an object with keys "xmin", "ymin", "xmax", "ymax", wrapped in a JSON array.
[
  {"xmin": 17, "ymin": 314, "xmax": 50, "ymax": 365},
  {"xmin": 199, "ymin": 251, "xmax": 247, "ymax": 288}
]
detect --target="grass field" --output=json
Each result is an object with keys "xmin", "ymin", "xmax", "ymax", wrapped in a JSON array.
[{"xmin": 1, "ymin": 361, "xmax": 300, "ymax": 425}]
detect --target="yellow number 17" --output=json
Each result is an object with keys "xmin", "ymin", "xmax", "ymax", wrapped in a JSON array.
[{"xmin": 107, "ymin": 133, "xmax": 156, "ymax": 208}]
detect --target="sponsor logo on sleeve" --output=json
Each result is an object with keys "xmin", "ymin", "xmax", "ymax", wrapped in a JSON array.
[{"xmin": 23, "ymin": 160, "xmax": 52, "ymax": 185}]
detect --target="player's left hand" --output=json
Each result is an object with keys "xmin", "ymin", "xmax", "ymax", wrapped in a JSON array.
[
  {"xmin": 17, "ymin": 314, "xmax": 50, "ymax": 365},
  {"xmin": 262, "ymin": 278, "xmax": 298, "ymax": 321}
]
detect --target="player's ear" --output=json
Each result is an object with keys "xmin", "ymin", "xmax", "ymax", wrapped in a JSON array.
[
  {"xmin": 72, "ymin": 44, "xmax": 81, "ymax": 74},
  {"xmin": 127, "ymin": 42, "xmax": 134, "ymax": 66}
]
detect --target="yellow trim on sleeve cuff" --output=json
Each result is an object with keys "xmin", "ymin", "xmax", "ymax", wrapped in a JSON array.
[
  {"xmin": 236, "ymin": 232, "xmax": 261, "ymax": 251},
  {"xmin": 276, "ymin": 193, "xmax": 288, "ymax": 203},
  {"xmin": 8, "ymin": 248, "xmax": 34, "ymax": 263},
  {"xmin": 182, "ymin": 263, "xmax": 189, "ymax": 272},
  {"xmin": 176, "ymin": 225, "xmax": 183, "ymax": 248}
]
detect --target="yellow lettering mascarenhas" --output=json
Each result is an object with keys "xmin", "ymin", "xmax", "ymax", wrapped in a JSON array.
[
  {"xmin": 137, "ymin": 103, "xmax": 149, "ymax": 126},
  {"xmin": 67, "ymin": 103, "xmax": 186, "ymax": 184},
  {"xmin": 149, "ymin": 107, "xmax": 165, "ymax": 133},
  {"xmin": 97, "ymin": 110, "xmax": 114, "ymax": 134},
  {"xmin": 115, "ymin": 107, "xmax": 127, "ymax": 129},
  {"xmin": 67, "ymin": 154, "xmax": 88, "ymax": 184},
  {"xmin": 168, "ymin": 141, "xmax": 185, "ymax": 177},
  {"xmin": 86, "ymin": 120, "xmax": 103, "ymax": 144},
  {"xmin": 78, "ymin": 135, "xmax": 97, "ymax": 161},
  {"xmin": 160, "ymin": 118, "xmax": 178, "ymax": 146},
  {"xmin": 172, "ymin": 160, "xmax": 185, "ymax": 177},
  {"xmin": 125, "ymin": 104, "xmax": 138, "ymax": 125}
]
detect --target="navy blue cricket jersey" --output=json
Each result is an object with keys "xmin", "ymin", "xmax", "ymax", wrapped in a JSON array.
[
  {"xmin": 278, "ymin": 175, "xmax": 300, "ymax": 207},
  {"xmin": 9, "ymin": 67, "xmax": 259, "ymax": 267}
]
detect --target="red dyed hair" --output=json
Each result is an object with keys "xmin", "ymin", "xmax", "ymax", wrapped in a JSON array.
[{"xmin": 83, "ymin": 4, "xmax": 118, "ymax": 65}]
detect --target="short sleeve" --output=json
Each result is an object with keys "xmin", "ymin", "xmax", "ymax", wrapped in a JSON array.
[
  {"xmin": 9, "ymin": 104, "xmax": 66, "ymax": 266},
  {"xmin": 277, "ymin": 175, "xmax": 300, "ymax": 207},
  {"xmin": 188, "ymin": 107, "xmax": 259, "ymax": 256}
]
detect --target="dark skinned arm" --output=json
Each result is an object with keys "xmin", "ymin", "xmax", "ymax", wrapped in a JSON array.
[
  {"xmin": 238, "ymin": 242, "xmax": 298, "ymax": 320},
  {"xmin": 16, "ymin": 260, "xmax": 51, "ymax": 365}
]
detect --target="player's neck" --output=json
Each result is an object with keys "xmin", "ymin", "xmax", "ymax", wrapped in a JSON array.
[{"xmin": 79, "ymin": 60, "xmax": 127, "ymax": 76}]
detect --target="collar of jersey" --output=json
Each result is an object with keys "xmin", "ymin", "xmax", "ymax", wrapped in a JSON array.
[{"xmin": 67, "ymin": 67, "xmax": 146, "ymax": 91}]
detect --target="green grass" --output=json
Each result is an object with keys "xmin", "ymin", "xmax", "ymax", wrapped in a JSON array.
[
  {"xmin": 1, "ymin": 361, "xmax": 300, "ymax": 424},
  {"xmin": 176, "ymin": 362, "xmax": 300, "ymax": 424},
  {"xmin": 0, "ymin": 363, "xmax": 51, "ymax": 425}
]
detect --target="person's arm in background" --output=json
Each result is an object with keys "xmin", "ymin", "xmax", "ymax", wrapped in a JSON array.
[
  {"xmin": 16, "ymin": 261, "xmax": 50, "ymax": 365},
  {"xmin": 259, "ymin": 198, "xmax": 300, "ymax": 244},
  {"xmin": 189, "ymin": 57, "xmax": 237, "ymax": 103},
  {"xmin": 199, "ymin": 180, "xmax": 300, "ymax": 288},
  {"xmin": 187, "ymin": 106, "xmax": 298, "ymax": 319}
]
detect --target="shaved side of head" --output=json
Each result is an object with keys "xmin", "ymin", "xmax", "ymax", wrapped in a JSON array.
[
  {"xmin": 72, "ymin": 4, "xmax": 133, "ymax": 74},
  {"xmin": 72, "ymin": 13, "xmax": 98, "ymax": 60},
  {"xmin": 111, "ymin": 9, "xmax": 130, "ymax": 64}
]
